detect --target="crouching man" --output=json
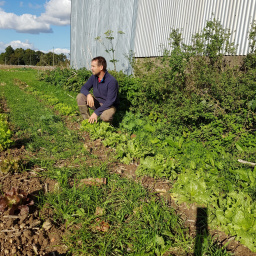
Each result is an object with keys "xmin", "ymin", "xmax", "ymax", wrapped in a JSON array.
[{"xmin": 77, "ymin": 56, "xmax": 119, "ymax": 123}]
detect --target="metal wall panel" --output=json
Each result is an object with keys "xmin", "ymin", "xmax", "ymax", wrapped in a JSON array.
[
  {"xmin": 71, "ymin": 0, "xmax": 256, "ymax": 71},
  {"xmin": 71, "ymin": 0, "xmax": 137, "ymax": 71},
  {"xmin": 133, "ymin": 0, "xmax": 256, "ymax": 57}
]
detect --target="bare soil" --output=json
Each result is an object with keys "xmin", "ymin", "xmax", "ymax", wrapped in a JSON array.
[{"xmin": 0, "ymin": 148, "xmax": 68, "ymax": 255}]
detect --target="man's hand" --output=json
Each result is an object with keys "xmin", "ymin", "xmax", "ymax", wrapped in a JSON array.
[
  {"xmin": 87, "ymin": 94, "xmax": 94, "ymax": 108},
  {"xmin": 88, "ymin": 112, "xmax": 98, "ymax": 123}
]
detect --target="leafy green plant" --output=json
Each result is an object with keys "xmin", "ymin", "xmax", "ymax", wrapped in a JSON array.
[
  {"xmin": 0, "ymin": 113, "xmax": 13, "ymax": 151},
  {"xmin": 95, "ymin": 30, "xmax": 125, "ymax": 71},
  {"xmin": 0, "ymin": 156, "xmax": 26, "ymax": 174},
  {"xmin": 194, "ymin": 18, "xmax": 236, "ymax": 65},
  {"xmin": 38, "ymin": 67, "xmax": 91, "ymax": 92}
]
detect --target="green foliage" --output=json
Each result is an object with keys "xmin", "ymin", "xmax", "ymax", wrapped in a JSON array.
[
  {"xmin": 248, "ymin": 21, "xmax": 256, "ymax": 53},
  {"xmin": 39, "ymin": 67, "xmax": 92, "ymax": 92},
  {"xmin": 0, "ymin": 68, "xmax": 232, "ymax": 255},
  {"xmin": 0, "ymin": 113, "xmax": 13, "ymax": 151},
  {"xmin": 194, "ymin": 19, "xmax": 236, "ymax": 65},
  {"xmin": 0, "ymin": 72, "xmax": 82, "ymax": 160},
  {"xmin": 0, "ymin": 156, "xmax": 25, "ymax": 174}
]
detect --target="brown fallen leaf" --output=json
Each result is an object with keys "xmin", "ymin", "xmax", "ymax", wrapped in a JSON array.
[{"xmin": 91, "ymin": 218, "xmax": 110, "ymax": 232}]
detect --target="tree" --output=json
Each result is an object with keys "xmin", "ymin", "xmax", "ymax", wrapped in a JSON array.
[
  {"xmin": 4, "ymin": 46, "xmax": 14, "ymax": 64},
  {"xmin": 24, "ymin": 49, "xmax": 37, "ymax": 65},
  {"xmin": 0, "ymin": 46, "xmax": 69, "ymax": 66},
  {"xmin": 13, "ymin": 48, "xmax": 25, "ymax": 65}
]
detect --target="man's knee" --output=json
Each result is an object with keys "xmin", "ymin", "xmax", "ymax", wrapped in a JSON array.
[
  {"xmin": 100, "ymin": 107, "xmax": 116, "ymax": 122},
  {"xmin": 76, "ymin": 93, "xmax": 86, "ymax": 105}
]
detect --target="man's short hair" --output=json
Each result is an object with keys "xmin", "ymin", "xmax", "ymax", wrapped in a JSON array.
[{"xmin": 92, "ymin": 56, "xmax": 107, "ymax": 71}]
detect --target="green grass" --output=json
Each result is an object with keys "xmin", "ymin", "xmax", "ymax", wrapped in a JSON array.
[
  {"xmin": 43, "ymin": 166, "xmax": 191, "ymax": 255},
  {"xmin": 0, "ymin": 69, "xmax": 83, "ymax": 161}
]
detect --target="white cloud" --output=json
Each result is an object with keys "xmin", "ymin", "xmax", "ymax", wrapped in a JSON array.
[
  {"xmin": 0, "ymin": 0, "xmax": 71, "ymax": 34},
  {"xmin": 0, "ymin": 40, "xmax": 35, "ymax": 53},
  {"xmin": 49, "ymin": 47, "xmax": 70, "ymax": 56},
  {"xmin": 0, "ymin": 9, "xmax": 52, "ymax": 33},
  {"xmin": 10, "ymin": 40, "xmax": 35, "ymax": 50},
  {"xmin": 39, "ymin": 0, "xmax": 71, "ymax": 26},
  {"xmin": 0, "ymin": 1, "xmax": 5, "ymax": 7}
]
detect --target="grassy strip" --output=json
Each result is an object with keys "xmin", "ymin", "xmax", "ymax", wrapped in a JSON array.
[
  {"xmin": 0, "ymin": 68, "xmax": 232, "ymax": 255},
  {"xmin": 0, "ymin": 69, "xmax": 85, "ymax": 163},
  {"xmin": 12, "ymin": 68, "xmax": 79, "ymax": 116}
]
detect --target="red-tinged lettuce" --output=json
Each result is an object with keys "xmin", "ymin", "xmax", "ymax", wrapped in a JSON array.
[{"xmin": 0, "ymin": 188, "xmax": 34, "ymax": 215}]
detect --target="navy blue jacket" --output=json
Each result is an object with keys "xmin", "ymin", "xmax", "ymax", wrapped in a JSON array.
[{"xmin": 80, "ymin": 71, "xmax": 119, "ymax": 116}]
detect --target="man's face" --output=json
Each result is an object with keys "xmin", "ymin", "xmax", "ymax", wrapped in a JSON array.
[{"xmin": 91, "ymin": 60, "xmax": 103, "ymax": 76}]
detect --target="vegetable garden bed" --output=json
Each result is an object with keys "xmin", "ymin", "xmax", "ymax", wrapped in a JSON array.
[{"xmin": 0, "ymin": 64, "xmax": 255, "ymax": 256}]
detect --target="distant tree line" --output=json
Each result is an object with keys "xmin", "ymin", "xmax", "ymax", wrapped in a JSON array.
[{"xmin": 0, "ymin": 46, "xmax": 70, "ymax": 66}]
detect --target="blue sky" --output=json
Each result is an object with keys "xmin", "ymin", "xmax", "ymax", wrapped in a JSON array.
[{"xmin": 0, "ymin": 0, "xmax": 71, "ymax": 56}]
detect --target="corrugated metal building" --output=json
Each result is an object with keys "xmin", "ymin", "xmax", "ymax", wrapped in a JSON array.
[{"xmin": 71, "ymin": 0, "xmax": 256, "ymax": 72}]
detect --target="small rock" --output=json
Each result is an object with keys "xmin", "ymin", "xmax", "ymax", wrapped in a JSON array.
[
  {"xmin": 31, "ymin": 220, "xmax": 41, "ymax": 228},
  {"xmin": 42, "ymin": 219, "xmax": 52, "ymax": 231},
  {"xmin": 116, "ymin": 168, "xmax": 124, "ymax": 174},
  {"xmin": 54, "ymin": 182, "xmax": 60, "ymax": 192}
]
